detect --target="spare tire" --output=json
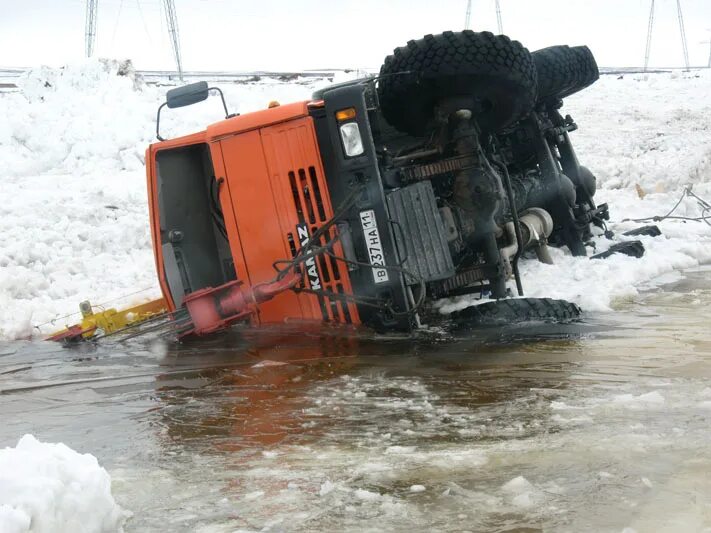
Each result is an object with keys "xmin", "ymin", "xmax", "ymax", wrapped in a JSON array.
[
  {"xmin": 448, "ymin": 297, "xmax": 581, "ymax": 329},
  {"xmin": 561, "ymin": 46, "xmax": 599, "ymax": 99},
  {"xmin": 533, "ymin": 44, "xmax": 599, "ymax": 104},
  {"xmin": 378, "ymin": 30, "xmax": 537, "ymax": 136}
]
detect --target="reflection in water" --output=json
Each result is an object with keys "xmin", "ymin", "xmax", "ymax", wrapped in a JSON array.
[
  {"xmin": 155, "ymin": 332, "xmax": 362, "ymax": 450},
  {"xmin": 151, "ymin": 323, "xmax": 585, "ymax": 454}
]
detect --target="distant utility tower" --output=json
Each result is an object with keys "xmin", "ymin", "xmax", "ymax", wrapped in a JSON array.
[
  {"xmin": 464, "ymin": 0, "xmax": 503, "ymax": 33},
  {"xmin": 676, "ymin": 0, "xmax": 690, "ymax": 69},
  {"xmin": 84, "ymin": 0, "xmax": 184, "ymax": 81},
  {"xmin": 85, "ymin": 0, "xmax": 98, "ymax": 57},
  {"xmin": 644, "ymin": 0, "xmax": 690, "ymax": 71},
  {"xmin": 644, "ymin": 0, "xmax": 655, "ymax": 71},
  {"xmin": 495, "ymin": 0, "xmax": 503, "ymax": 34},
  {"xmin": 703, "ymin": 38, "xmax": 711, "ymax": 68},
  {"xmin": 162, "ymin": 0, "xmax": 183, "ymax": 80}
]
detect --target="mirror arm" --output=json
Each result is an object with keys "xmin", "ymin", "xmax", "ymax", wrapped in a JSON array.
[
  {"xmin": 156, "ymin": 84, "xmax": 238, "ymax": 142},
  {"xmin": 155, "ymin": 102, "xmax": 168, "ymax": 141},
  {"xmin": 209, "ymin": 87, "xmax": 231, "ymax": 118}
]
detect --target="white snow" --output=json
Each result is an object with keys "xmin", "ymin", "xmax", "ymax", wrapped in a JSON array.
[
  {"xmin": 0, "ymin": 60, "xmax": 710, "ymax": 339},
  {"xmin": 0, "ymin": 434, "xmax": 128, "ymax": 533}
]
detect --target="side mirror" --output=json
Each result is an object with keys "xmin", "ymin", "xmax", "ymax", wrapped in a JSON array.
[
  {"xmin": 155, "ymin": 81, "xmax": 236, "ymax": 141},
  {"xmin": 166, "ymin": 81, "xmax": 209, "ymax": 109}
]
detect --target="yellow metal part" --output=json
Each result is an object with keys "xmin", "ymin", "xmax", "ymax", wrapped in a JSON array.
[{"xmin": 48, "ymin": 298, "xmax": 167, "ymax": 340}]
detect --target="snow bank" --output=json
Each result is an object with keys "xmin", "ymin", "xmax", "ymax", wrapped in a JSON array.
[
  {"xmin": 568, "ymin": 71, "xmax": 711, "ymax": 192},
  {"xmin": 1, "ymin": 60, "xmax": 151, "ymax": 179},
  {"xmin": 0, "ymin": 59, "xmax": 327, "ymax": 339},
  {"xmin": 0, "ymin": 61, "xmax": 710, "ymax": 338},
  {"xmin": 0, "ymin": 434, "xmax": 128, "ymax": 533}
]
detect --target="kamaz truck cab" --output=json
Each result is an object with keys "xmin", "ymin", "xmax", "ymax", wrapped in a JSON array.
[{"xmin": 147, "ymin": 31, "xmax": 614, "ymax": 337}]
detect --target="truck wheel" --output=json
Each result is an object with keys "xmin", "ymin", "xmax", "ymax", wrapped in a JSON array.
[
  {"xmin": 533, "ymin": 45, "xmax": 599, "ymax": 104},
  {"xmin": 448, "ymin": 297, "xmax": 581, "ymax": 328},
  {"xmin": 378, "ymin": 30, "xmax": 537, "ymax": 136}
]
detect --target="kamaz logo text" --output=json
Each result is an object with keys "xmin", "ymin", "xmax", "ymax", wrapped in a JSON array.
[{"xmin": 296, "ymin": 224, "xmax": 322, "ymax": 291}]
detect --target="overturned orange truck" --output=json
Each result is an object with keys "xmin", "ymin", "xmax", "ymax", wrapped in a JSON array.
[{"xmin": 142, "ymin": 31, "xmax": 632, "ymax": 338}]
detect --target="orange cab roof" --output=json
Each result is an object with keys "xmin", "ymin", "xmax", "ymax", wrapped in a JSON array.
[{"xmin": 150, "ymin": 100, "xmax": 312, "ymax": 151}]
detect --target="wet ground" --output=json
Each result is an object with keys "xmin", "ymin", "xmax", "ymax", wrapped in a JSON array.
[{"xmin": 2, "ymin": 267, "xmax": 711, "ymax": 532}]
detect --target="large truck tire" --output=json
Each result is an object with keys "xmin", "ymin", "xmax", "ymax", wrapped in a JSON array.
[
  {"xmin": 378, "ymin": 30, "xmax": 537, "ymax": 136},
  {"xmin": 449, "ymin": 297, "xmax": 581, "ymax": 328},
  {"xmin": 533, "ymin": 45, "xmax": 599, "ymax": 104}
]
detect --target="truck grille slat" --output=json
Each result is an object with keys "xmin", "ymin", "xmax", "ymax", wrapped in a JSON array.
[
  {"xmin": 260, "ymin": 120, "xmax": 358, "ymax": 326},
  {"xmin": 288, "ymin": 165, "xmax": 353, "ymax": 324}
]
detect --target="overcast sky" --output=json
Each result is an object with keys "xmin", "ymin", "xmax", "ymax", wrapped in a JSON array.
[{"xmin": 1, "ymin": 0, "xmax": 710, "ymax": 71}]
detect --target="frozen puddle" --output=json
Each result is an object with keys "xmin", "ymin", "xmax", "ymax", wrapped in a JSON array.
[{"xmin": 1, "ymin": 268, "xmax": 711, "ymax": 531}]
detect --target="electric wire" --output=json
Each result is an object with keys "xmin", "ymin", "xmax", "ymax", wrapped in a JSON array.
[
  {"xmin": 622, "ymin": 186, "xmax": 711, "ymax": 227},
  {"xmin": 135, "ymin": 0, "xmax": 153, "ymax": 44},
  {"xmin": 110, "ymin": 0, "xmax": 125, "ymax": 52}
]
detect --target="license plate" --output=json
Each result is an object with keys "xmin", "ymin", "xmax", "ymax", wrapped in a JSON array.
[{"xmin": 359, "ymin": 209, "xmax": 389, "ymax": 284}]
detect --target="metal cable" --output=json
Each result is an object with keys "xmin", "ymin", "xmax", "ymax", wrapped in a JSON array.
[{"xmin": 622, "ymin": 186, "xmax": 711, "ymax": 226}]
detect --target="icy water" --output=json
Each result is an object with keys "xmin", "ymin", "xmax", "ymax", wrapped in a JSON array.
[{"xmin": 2, "ymin": 268, "xmax": 711, "ymax": 532}]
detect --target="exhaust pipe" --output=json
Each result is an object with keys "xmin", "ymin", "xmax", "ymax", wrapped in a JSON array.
[
  {"xmin": 501, "ymin": 208, "xmax": 555, "ymax": 275},
  {"xmin": 519, "ymin": 208, "xmax": 555, "ymax": 264}
]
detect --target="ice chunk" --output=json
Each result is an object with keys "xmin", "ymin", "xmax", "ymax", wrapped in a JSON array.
[
  {"xmin": 501, "ymin": 476, "xmax": 534, "ymax": 494},
  {"xmin": 0, "ymin": 434, "xmax": 128, "ymax": 533},
  {"xmin": 244, "ymin": 490, "xmax": 265, "ymax": 501},
  {"xmin": 354, "ymin": 488, "xmax": 381, "ymax": 501},
  {"xmin": 319, "ymin": 480, "xmax": 335, "ymax": 496}
]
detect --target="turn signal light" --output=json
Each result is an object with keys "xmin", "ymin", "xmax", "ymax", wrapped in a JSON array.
[{"xmin": 335, "ymin": 107, "xmax": 357, "ymax": 121}]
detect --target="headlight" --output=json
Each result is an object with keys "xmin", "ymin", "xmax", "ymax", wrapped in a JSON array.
[{"xmin": 339, "ymin": 122, "xmax": 364, "ymax": 157}]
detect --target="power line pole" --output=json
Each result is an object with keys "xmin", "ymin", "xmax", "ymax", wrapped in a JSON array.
[
  {"xmin": 162, "ymin": 0, "xmax": 183, "ymax": 81},
  {"xmin": 464, "ymin": 0, "xmax": 472, "ymax": 30},
  {"xmin": 644, "ymin": 0, "xmax": 655, "ymax": 72},
  {"xmin": 676, "ymin": 0, "xmax": 690, "ymax": 70},
  {"xmin": 85, "ymin": 0, "xmax": 98, "ymax": 57},
  {"xmin": 702, "ymin": 39, "xmax": 711, "ymax": 68},
  {"xmin": 495, "ymin": 0, "xmax": 503, "ymax": 34}
]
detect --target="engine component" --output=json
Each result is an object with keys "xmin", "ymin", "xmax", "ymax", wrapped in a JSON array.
[
  {"xmin": 386, "ymin": 181, "xmax": 455, "ymax": 283},
  {"xmin": 500, "ymin": 207, "xmax": 555, "ymax": 277},
  {"xmin": 398, "ymin": 155, "xmax": 477, "ymax": 184},
  {"xmin": 518, "ymin": 208, "xmax": 555, "ymax": 265}
]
